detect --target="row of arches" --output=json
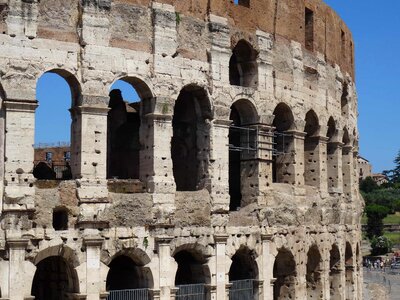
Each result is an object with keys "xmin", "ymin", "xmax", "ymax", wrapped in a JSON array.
[{"xmin": 27, "ymin": 242, "xmax": 360, "ymax": 300}]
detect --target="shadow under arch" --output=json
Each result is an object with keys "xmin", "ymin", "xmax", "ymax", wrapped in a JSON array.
[
  {"xmin": 304, "ymin": 109, "xmax": 320, "ymax": 187},
  {"xmin": 329, "ymin": 244, "xmax": 341, "ymax": 300},
  {"xmin": 31, "ymin": 245, "xmax": 80, "ymax": 300},
  {"xmin": 306, "ymin": 244, "xmax": 323, "ymax": 299},
  {"xmin": 107, "ymin": 76, "xmax": 154, "ymax": 180},
  {"xmin": 171, "ymin": 84, "xmax": 212, "ymax": 191},
  {"xmin": 273, "ymin": 247, "xmax": 296, "ymax": 300},
  {"xmin": 345, "ymin": 242, "xmax": 355, "ymax": 299},
  {"xmin": 229, "ymin": 98, "xmax": 259, "ymax": 211},
  {"xmin": 272, "ymin": 102, "xmax": 295, "ymax": 183}
]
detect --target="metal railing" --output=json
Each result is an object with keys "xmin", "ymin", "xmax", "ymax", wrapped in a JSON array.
[
  {"xmin": 229, "ymin": 279, "xmax": 254, "ymax": 300},
  {"xmin": 176, "ymin": 284, "xmax": 206, "ymax": 300},
  {"xmin": 107, "ymin": 288, "xmax": 149, "ymax": 300}
]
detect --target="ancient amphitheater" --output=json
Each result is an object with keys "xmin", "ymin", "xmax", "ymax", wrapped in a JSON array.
[{"xmin": 0, "ymin": 0, "xmax": 363, "ymax": 299}]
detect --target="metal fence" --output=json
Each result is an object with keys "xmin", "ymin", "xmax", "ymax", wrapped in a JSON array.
[
  {"xmin": 229, "ymin": 279, "xmax": 254, "ymax": 300},
  {"xmin": 176, "ymin": 284, "xmax": 206, "ymax": 300},
  {"xmin": 107, "ymin": 288, "xmax": 149, "ymax": 300}
]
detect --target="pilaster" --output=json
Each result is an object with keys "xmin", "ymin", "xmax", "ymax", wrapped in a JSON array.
[
  {"xmin": 80, "ymin": 0, "xmax": 111, "ymax": 46},
  {"xmin": 83, "ymin": 237, "xmax": 104, "ymax": 300},
  {"xmin": 214, "ymin": 234, "xmax": 228, "ymax": 300},
  {"xmin": 261, "ymin": 234, "xmax": 273, "ymax": 300},
  {"xmin": 155, "ymin": 237, "xmax": 174, "ymax": 300},
  {"xmin": 7, "ymin": 239, "xmax": 30, "ymax": 300},
  {"xmin": 327, "ymin": 141, "xmax": 344, "ymax": 195}
]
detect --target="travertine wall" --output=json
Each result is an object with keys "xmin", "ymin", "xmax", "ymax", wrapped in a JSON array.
[{"xmin": 0, "ymin": 0, "xmax": 362, "ymax": 299}]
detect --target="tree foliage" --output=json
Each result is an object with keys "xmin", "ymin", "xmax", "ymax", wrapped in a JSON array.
[
  {"xmin": 370, "ymin": 235, "xmax": 393, "ymax": 256},
  {"xmin": 360, "ymin": 176, "xmax": 378, "ymax": 193},
  {"xmin": 365, "ymin": 204, "xmax": 390, "ymax": 239}
]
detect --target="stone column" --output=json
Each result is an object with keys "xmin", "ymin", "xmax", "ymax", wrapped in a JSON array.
[
  {"xmin": 327, "ymin": 142, "xmax": 343, "ymax": 194},
  {"xmin": 214, "ymin": 235, "xmax": 228, "ymax": 300},
  {"xmin": 342, "ymin": 145, "xmax": 354, "ymax": 200},
  {"xmin": 261, "ymin": 234, "xmax": 273, "ymax": 300},
  {"xmin": 304, "ymin": 136, "xmax": 329, "ymax": 194},
  {"xmin": 3, "ymin": 100, "xmax": 37, "ymax": 211},
  {"xmin": 209, "ymin": 120, "xmax": 230, "ymax": 213},
  {"xmin": 8, "ymin": 239, "xmax": 30, "ymax": 300},
  {"xmin": 284, "ymin": 130, "xmax": 306, "ymax": 186},
  {"xmin": 141, "ymin": 98, "xmax": 175, "ymax": 224},
  {"xmin": 83, "ymin": 237, "xmax": 104, "ymax": 300},
  {"xmin": 156, "ymin": 237, "xmax": 174, "ymax": 300},
  {"xmin": 72, "ymin": 105, "xmax": 109, "ymax": 201}
]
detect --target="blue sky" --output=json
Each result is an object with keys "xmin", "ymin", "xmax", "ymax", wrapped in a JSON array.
[{"xmin": 36, "ymin": 1, "xmax": 400, "ymax": 173}]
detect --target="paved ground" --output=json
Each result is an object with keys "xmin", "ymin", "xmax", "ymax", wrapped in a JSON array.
[{"xmin": 363, "ymin": 268, "xmax": 400, "ymax": 300}]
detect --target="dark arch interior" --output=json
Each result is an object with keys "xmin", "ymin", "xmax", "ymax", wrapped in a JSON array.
[
  {"xmin": 229, "ymin": 40, "xmax": 258, "ymax": 87},
  {"xmin": 106, "ymin": 255, "xmax": 152, "ymax": 291},
  {"xmin": 341, "ymin": 82, "xmax": 349, "ymax": 116},
  {"xmin": 273, "ymin": 249, "xmax": 296, "ymax": 300},
  {"xmin": 329, "ymin": 245, "xmax": 341, "ymax": 298},
  {"xmin": 107, "ymin": 85, "xmax": 141, "ymax": 180},
  {"xmin": 272, "ymin": 103, "xmax": 294, "ymax": 183},
  {"xmin": 345, "ymin": 243, "xmax": 353, "ymax": 266},
  {"xmin": 306, "ymin": 245, "xmax": 322, "ymax": 298},
  {"xmin": 330, "ymin": 245, "xmax": 341, "ymax": 271},
  {"xmin": 229, "ymin": 247, "xmax": 258, "ymax": 281},
  {"xmin": 31, "ymin": 256, "xmax": 78, "ymax": 300},
  {"xmin": 304, "ymin": 110, "xmax": 319, "ymax": 186},
  {"xmin": 171, "ymin": 86, "xmax": 211, "ymax": 191},
  {"xmin": 174, "ymin": 250, "xmax": 208, "ymax": 285},
  {"xmin": 327, "ymin": 118, "xmax": 336, "ymax": 141},
  {"xmin": 342, "ymin": 128, "xmax": 350, "ymax": 145}
]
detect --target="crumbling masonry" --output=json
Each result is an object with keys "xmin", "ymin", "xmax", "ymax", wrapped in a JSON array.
[{"xmin": 0, "ymin": 0, "xmax": 363, "ymax": 299}]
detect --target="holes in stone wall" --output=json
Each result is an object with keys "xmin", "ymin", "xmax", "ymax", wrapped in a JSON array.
[
  {"xmin": 53, "ymin": 208, "xmax": 68, "ymax": 230},
  {"xmin": 171, "ymin": 85, "xmax": 211, "ymax": 191},
  {"xmin": 305, "ymin": 8, "xmax": 314, "ymax": 51},
  {"xmin": 229, "ymin": 40, "xmax": 258, "ymax": 88}
]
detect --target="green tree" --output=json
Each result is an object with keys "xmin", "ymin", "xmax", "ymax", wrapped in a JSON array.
[
  {"xmin": 360, "ymin": 176, "xmax": 378, "ymax": 193},
  {"xmin": 370, "ymin": 236, "xmax": 393, "ymax": 256},
  {"xmin": 383, "ymin": 150, "xmax": 400, "ymax": 183},
  {"xmin": 365, "ymin": 204, "xmax": 390, "ymax": 239}
]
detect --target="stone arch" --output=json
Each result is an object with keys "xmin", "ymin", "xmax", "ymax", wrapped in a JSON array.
[
  {"xmin": 173, "ymin": 247, "xmax": 211, "ymax": 286},
  {"xmin": 329, "ymin": 244, "xmax": 341, "ymax": 300},
  {"xmin": 106, "ymin": 253, "xmax": 153, "ymax": 292},
  {"xmin": 273, "ymin": 247, "xmax": 296, "ymax": 300},
  {"xmin": 304, "ymin": 110, "xmax": 320, "ymax": 187},
  {"xmin": 229, "ymin": 39, "xmax": 258, "ymax": 87},
  {"xmin": 34, "ymin": 69, "xmax": 81, "ymax": 180},
  {"xmin": 107, "ymin": 76, "xmax": 155, "ymax": 180},
  {"xmin": 171, "ymin": 84, "xmax": 212, "ymax": 191},
  {"xmin": 31, "ymin": 245, "xmax": 80, "ymax": 300},
  {"xmin": 229, "ymin": 99, "xmax": 259, "ymax": 211},
  {"xmin": 306, "ymin": 244, "xmax": 323, "ymax": 299},
  {"xmin": 272, "ymin": 103, "xmax": 295, "ymax": 183},
  {"xmin": 345, "ymin": 242, "xmax": 354, "ymax": 299}
]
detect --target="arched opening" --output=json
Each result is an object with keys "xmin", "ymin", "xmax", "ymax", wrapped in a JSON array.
[
  {"xmin": 272, "ymin": 103, "xmax": 294, "ymax": 184},
  {"xmin": 107, "ymin": 78, "xmax": 153, "ymax": 180},
  {"xmin": 52, "ymin": 207, "xmax": 68, "ymax": 231},
  {"xmin": 229, "ymin": 99, "xmax": 258, "ymax": 211},
  {"xmin": 306, "ymin": 245, "xmax": 322, "ymax": 299},
  {"xmin": 345, "ymin": 242, "xmax": 354, "ymax": 300},
  {"xmin": 341, "ymin": 82, "xmax": 349, "ymax": 117},
  {"xmin": 106, "ymin": 255, "xmax": 153, "ymax": 298},
  {"xmin": 174, "ymin": 250, "xmax": 210, "ymax": 299},
  {"xmin": 229, "ymin": 40, "xmax": 258, "ymax": 88},
  {"xmin": 229, "ymin": 247, "xmax": 258, "ymax": 299},
  {"xmin": 329, "ymin": 244, "xmax": 341, "ymax": 300},
  {"xmin": 0, "ymin": 83, "xmax": 5, "ymax": 188},
  {"xmin": 304, "ymin": 110, "xmax": 320, "ymax": 186},
  {"xmin": 34, "ymin": 70, "xmax": 80, "ymax": 180},
  {"xmin": 171, "ymin": 85, "xmax": 212, "ymax": 191},
  {"xmin": 31, "ymin": 256, "xmax": 79, "ymax": 300},
  {"xmin": 327, "ymin": 117, "xmax": 339, "ymax": 192},
  {"xmin": 273, "ymin": 248, "xmax": 296, "ymax": 300}
]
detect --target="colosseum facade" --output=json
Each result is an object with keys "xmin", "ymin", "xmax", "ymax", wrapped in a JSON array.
[{"xmin": 0, "ymin": 0, "xmax": 363, "ymax": 299}]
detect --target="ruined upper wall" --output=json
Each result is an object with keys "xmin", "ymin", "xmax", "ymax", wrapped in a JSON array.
[{"xmin": 3, "ymin": 0, "xmax": 354, "ymax": 79}]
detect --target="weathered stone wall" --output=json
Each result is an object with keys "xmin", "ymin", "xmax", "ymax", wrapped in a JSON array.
[{"xmin": 0, "ymin": 0, "xmax": 362, "ymax": 299}]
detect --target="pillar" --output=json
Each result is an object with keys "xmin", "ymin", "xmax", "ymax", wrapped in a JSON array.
[
  {"xmin": 83, "ymin": 237, "xmax": 104, "ymax": 300},
  {"xmin": 72, "ymin": 105, "xmax": 109, "ymax": 201},
  {"xmin": 156, "ymin": 237, "xmax": 174, "ymax": 300},
  {"xmin": 282, "ymin": 130, "xmax": 306, "ymax": 186},
  {"xmin": 327, "ymin": 142, "xmax": 343, "ymax": 194},
  {"xmin": 304, "ymin": 136, "xmax": 329, "ymax": 194},
  {"xmin": 3, "ymin": 100, "xmax": 37, "ymax": 210},
  {"xmin": 261, "ymin": 234, "xmax": 273, "ymax": 300},
  {"xmin": 141, "ymin": 98, "xmax": 175, "ymax": 224},
  {"xmin": 342, "ymin": 145, "xmax": 354, "ymax": 200},
  {"xmin": 214, "ymin": 235, "xmax": 228, "ymax": 300},
  {"xmin": 8, "ymin": 239, "xmax": 30, "ymax": 300},
  {"xmin": 209, "ymin": 120, "xmax": 230, "ymax": 213}
]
